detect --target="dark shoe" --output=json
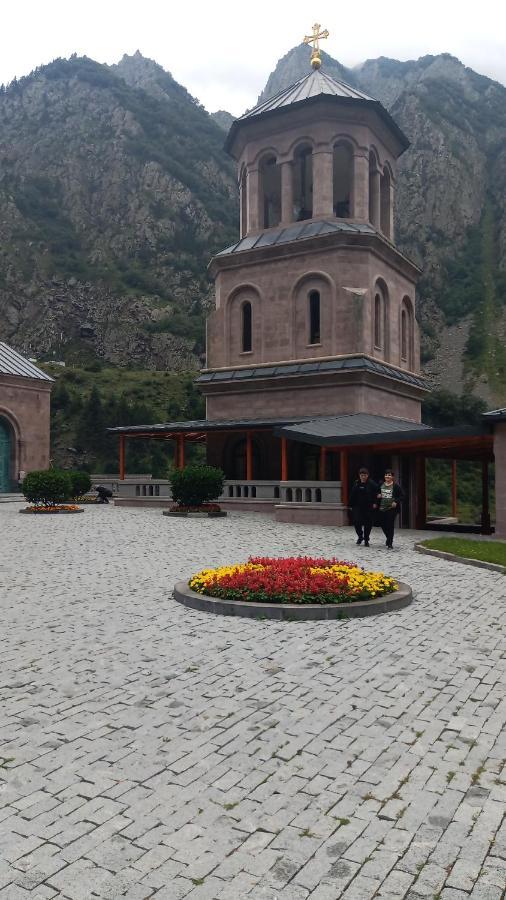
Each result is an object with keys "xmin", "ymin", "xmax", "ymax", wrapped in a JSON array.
[
  {"xmin": 364, "ymin": 541, "xmax": 370, "ymax": 547},
  {"xmin": 356, "ymin": 537, "xmax": 363, "ymax": 545},
  {"xmin": 386, "ymin": 543, "xmax": 393, "ymax": 549}
]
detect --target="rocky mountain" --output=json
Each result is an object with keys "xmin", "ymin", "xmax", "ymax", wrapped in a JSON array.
[
  {"xmin": 0, "ymin": 54, "xmax": 238, "ymax": 369},
  {"xmin": 1, "ymin": 47, "xmax": 505, "ymax": 403}
]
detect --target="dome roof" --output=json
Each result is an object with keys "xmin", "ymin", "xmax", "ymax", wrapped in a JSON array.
[{"xmin": 225, "ymin": 68, "xmax": 409, "ymax": 155}]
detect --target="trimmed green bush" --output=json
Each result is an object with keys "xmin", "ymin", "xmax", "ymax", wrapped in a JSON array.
[
  {"xmin": 67, "ymin": 470, "xmax": 92, "ymax": 499},
  {"xmin": 169, "ymin": 464, "xmax": 225, "ymax": 508},
  {"xmin": 22, "ymin": 469, "xmax": 72, "ymax": 506}
]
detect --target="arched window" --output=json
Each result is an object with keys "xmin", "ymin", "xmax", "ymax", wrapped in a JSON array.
[
  {"xmin": 373, "ymin": 282, "xmax": 389, "ymax": 357},
  {"xmin": 374, "ymin": 293, "xmax": 382, "ymax": 349},
  {"xmin": 293, "ymin": 145, "xmax": 313, "ymax": 220},
  {"xmin": 240, "ymin": 168, "xmax": 247, "ymax": 237},
  {"xmin": 333, "ymin": 143, "xmax": 353, "ymax": 218},
  {"xmin": 309, "ymin": 291, "xmax": 321, "ymax": 345},
  {"xmin": 260, "ymin": 155, "xmax": 281, "ymax": 228},
  {"xmin": 401, "ymin": 309, "xmax": 408, "ymax": 361},
  {"xmin": 369, "ymin": 151, "xmax": 380, "ymax": 227},
  {"xmin": 400, "ymin": 297, "xmax": 414, "ymax": 369},
  {"xmin": 380, "ymin": 166, "xmax": 392, "ymax": 238},
  {"xmin": 241, "ymin": 301, "xmax": 252, "ymax": 352}
]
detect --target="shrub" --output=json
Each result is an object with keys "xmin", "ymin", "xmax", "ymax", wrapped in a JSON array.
[
  {"xmin": 169, "ymin": 464, "xmax": 225, "ymax": 508},
  {"xmin": 67, "ymin": 470, "xmax": 92, "ymax": 499},
  {"xmin": 22, "ymin": 469, "xmax": 72, "ymax": 506}
]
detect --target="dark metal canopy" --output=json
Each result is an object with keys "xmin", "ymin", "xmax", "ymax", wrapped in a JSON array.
[
  {"xmin": 275, "ymin": 413, "xmax": 431, "ymax": 446},
  {"xmin": 107, "ymin": 415, "xmax": 311, "ymax": 437},
  {"xmin": 274, "ymin": 414, "xmax": 493, "ymax": 458},
  {"xmin": 483, "ymin": 408, "xmax": 506, "ymax": 422}
]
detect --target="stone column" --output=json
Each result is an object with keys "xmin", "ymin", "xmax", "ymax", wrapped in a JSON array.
[
  {"xmin": 353, "ymin": 152, "xmax": 369, "ymax": 221},
  {"xmin": 312, "ymin": 149, "xmax": 334, "ymax": 218},
  {"xmin": 280, "ymin": 161, "xmax": 294, "ymax": 225},
  {"xmin": 246, "ymin": 167, "xmax": 261, "ymax": 232},
  {"xmin": 494, "ymin": 422, "xmax": 506, "ymax": 537},
  {"xmin": 370, "ymin": 167, "xmax": 381, "ymax": 229}
]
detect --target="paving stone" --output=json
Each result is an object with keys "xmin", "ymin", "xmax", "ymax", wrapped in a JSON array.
[{"xmin": 1, "ymin": 509, "xmax": 506, "ymax": 900}]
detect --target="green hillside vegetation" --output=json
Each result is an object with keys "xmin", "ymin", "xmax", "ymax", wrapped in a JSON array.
[{"xmin": 44, "ymin": 364, "xmax": 204, "ymax": 476}]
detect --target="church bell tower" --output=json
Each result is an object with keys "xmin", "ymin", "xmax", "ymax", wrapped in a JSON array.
[{"xmin": 198, "ymin": 27, "xmax": 427, "ymax": 424}]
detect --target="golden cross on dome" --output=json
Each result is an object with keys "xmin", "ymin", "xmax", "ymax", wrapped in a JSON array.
[{"xmin": 303, "ymin": 23, "xmax": 329, "ymax": 69}]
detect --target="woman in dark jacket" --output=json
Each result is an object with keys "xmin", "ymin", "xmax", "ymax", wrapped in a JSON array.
[
  {"xmin": 377, "ymin": 469, "xmax": 405, "ymax": 549},
  {"xmin": 349, "ymin": 468, "xmax": 378, "ymax": 547}
]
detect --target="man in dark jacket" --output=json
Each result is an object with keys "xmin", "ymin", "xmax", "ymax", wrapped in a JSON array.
[
  {"xmin": 349, "ymin": 468, "xmax": 378, "ymax": 547},
  {"xmin": 377, "ymin": 470, "xmax": 405, "ymax": 549}
]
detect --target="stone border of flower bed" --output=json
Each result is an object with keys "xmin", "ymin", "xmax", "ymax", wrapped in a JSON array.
[
  {"xmin": 163, "ymin": 510, "xmax": 227, "ymax": 518},
  {"xmin": 19, "ymin": 508, "xmax": 85, "ymax": 515},
  {"xmin": 414, "ymin": 543, "xmax": 506, "ymax": 574},
  {"xmin": 173, "ymin": 580, "xmax": 412, "ymax": 620}
]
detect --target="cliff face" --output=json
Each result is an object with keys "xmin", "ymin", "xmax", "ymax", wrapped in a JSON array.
[
  {"xmin": 1, "ymin": 49, "xmax": 505, "ymax": 402},
  {"xmin": 0, "ymin": 54, "xmax": 237, "ymax": 369}
]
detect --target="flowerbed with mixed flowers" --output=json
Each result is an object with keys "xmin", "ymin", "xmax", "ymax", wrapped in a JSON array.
[
  {"xmin": 188, "ymin": 556, "xmax": 398, "ymax": 605},
  {"xmin": 22, "ymin": 504, "xmax": 82, "ymax": 514},
  {"xmin": 169, "ymin": 503, "xmax": 223, "ymax": 513}
]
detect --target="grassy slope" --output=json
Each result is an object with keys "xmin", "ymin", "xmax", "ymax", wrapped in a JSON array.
[{"xmin": 421, "ymin": 537, "xmax": 506, "ymax": 566}]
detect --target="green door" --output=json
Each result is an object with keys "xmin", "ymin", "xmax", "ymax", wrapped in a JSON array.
[{"xmin": 0, "ymin": 419, "xmax": 11, "ymax": 492}]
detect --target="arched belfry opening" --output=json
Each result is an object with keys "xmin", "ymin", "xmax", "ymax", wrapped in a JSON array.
[
  {"xmin": 380, "ymin": 166, "xmax": 392, "ymax": 238},
  {"xmin": 373, "ymin": 280, "xmax": 389, "ymax": 360},
  {"xmin": 400, "ymin": 296, "xmax": 414, "ymax": 369},
  {"xmin": 293, "ymin": 145, "xmax": 313, "ymax": 221},
  {"xmin": 369, "ymin": 150, "xmax": 381, "ymax": 229},
  {"xmin": 240, "ymin": 167, "xmax": 248, "ymax": 237},
  {"xmin": 260, "ymin": 155, "xmax": 281, "ymax": 228},
  {"xmin": 333, "ymin": 143, "xmax": 353, "ymax": 218}
]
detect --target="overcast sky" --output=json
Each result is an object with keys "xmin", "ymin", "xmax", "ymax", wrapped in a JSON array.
[{"xmin": 2, "ymin": 0, "xmax": 505, "ymax": 115}]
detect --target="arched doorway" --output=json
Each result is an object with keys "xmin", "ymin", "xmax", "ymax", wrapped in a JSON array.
[{"xmin": 0, "ymin": 418, "xmax": 11, "ymax": 492}]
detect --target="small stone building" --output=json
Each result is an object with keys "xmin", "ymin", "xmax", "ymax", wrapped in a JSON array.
[{"xmin": 0, "ymin": 342, "xmax": 53, "ymax": 492}]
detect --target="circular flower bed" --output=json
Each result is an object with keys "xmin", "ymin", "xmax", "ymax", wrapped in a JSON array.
[{"xmin": 189, "ymin": 556, "xmax": 398, "ymax": 605}]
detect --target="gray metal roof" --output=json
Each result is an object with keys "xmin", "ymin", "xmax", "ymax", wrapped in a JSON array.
[
  {"xmin": 240, "ymin": 70, "xmax": 375, "ymax": 118},
  {"xmin": 197, "ymin": 356, "xmax": 428, "ymax": 390},
  {"xmin": 483, "ymin": 408, "xmax": 506, "ymax": 421},
  {"xmin": 225, "ymin": 69, "xmax": 409, "ymax": 154},
  {"xmin": 215, "ymin": 219, "xmax": 376, "ymax": 257},
  {"xmin": 276, "ymin": 413, "xmax": 431, "ymax": 447},
  {"xmin": 108, "ymin": 415, "xmax": 311, "ymax": 436},
  {"xmin": 0, "ymin": 343, "xmax": 53, "ymax": 382}
]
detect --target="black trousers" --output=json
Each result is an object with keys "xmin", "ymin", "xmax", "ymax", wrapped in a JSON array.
[
  {"xmin": 352, "ymin": 510, "xmax": 373, "ymax": 542},
  {"xmin": 379, "ymin": 509, "xmax": 397, "ymax": 546}
]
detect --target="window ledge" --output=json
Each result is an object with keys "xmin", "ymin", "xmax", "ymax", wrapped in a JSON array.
[
  {"xmin": 239, "ymin": 351, "xmax": 254, "ymax": 356},
  {"xmin": 306, "ymin": 343, "xmax": 322, "ymax": 348}
]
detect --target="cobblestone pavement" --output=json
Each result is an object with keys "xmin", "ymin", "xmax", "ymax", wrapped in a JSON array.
[{"xmin": 1, "ymin": 505, "xmax": 505, "ymax": 900}]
